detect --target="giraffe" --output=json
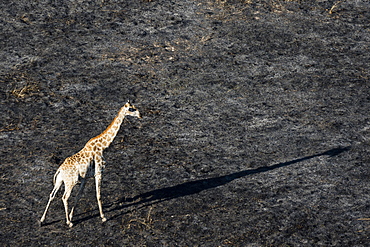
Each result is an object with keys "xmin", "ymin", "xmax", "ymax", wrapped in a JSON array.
[{"xmin": 40, "ymin": 101, "xmax": 141, "ymax": 227}]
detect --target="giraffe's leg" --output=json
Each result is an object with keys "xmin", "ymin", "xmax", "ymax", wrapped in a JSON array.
[
  {"xmin": 62, "ymin": 184, "xmax": 74, "ymax": 227},
  {"xmin": 94, "ymin": 155, "xmax": 107, "ymax": 222},
  {"xmin": 95, "ymin": 172, "xmax": 107, "ymax": 222},
  {"xmin": 40, "ymin": 176, "xmax": 63, "ymax": 225},
  {"xmin": 69, "ymin": 178, "xmax": 87, "ymax": 221}
]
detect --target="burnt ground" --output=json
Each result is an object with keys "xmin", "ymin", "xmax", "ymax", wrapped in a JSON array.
[{"xmin": 0, "ymin": 0, "xmax": 369, "ymax": 246}]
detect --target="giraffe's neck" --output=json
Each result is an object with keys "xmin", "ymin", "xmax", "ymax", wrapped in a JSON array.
[{"xmin": 87, "ymin": 107, "xmax": 127, "ymax": 149}]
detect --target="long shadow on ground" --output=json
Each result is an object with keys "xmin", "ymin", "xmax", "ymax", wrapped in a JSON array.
[
  {"xmin": 69, "ymin": 146, "xmax": 349, "ymax": 226},
  {"xmin": 105, "ymin": 146, "xmax": 350, "ymax": 220}
]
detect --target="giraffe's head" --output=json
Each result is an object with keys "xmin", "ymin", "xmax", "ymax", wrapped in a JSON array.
[{"xmin": 123, "ymin": 101, "xmax": 142, "ymax": 119}]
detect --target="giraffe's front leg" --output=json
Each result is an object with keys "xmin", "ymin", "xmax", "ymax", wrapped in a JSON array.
[
  {"xmin": 95, "ymin": 172, "xmax": 107, "ymax": 222},
  {"xmin": 94, "ymin": 155, "xmax": 107, "ymax": 222}
]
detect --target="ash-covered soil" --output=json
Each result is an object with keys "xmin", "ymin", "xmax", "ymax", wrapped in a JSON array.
[{"xmin": 0, "ymin": 0, "xmax": 369, "ymax": 246}]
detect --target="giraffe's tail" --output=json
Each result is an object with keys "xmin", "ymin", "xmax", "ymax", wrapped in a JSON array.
[{"xmin": 53, "ymin": 169, "xmax": 61, "ymax": 185}]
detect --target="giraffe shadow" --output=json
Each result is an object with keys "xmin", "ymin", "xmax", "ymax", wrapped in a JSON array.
[
  {"xmin": 106, "ymin": 146, "xmax": 350, "ymax": 220},
  {"xmin": 71, "ymin": 212, "xmax": 102, "ymax": 226}
]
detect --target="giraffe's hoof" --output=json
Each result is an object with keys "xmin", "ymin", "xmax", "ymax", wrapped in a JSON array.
[
  {"xmin": 68, "ymin": 222, "xmax": 73, "ymax": 228},
  {"xmin": 39, "ymin": 220, "xmax": 44, "ymax": 227},
  {"xmin": 102, "ymin": 217, "xmax": 107, "ymax": 223}
]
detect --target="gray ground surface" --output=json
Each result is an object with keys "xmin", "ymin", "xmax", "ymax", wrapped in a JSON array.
[{"xmin": 1, "ymin": 0, "xmax": 369, "ymax": 246}]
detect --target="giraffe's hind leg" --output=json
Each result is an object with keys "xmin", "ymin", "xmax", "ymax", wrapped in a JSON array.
[
  {"xmin": 40, "ymin": 175, "xmax": 63, "ymax": 225},
  {"xmin": 69, "ymin": 178, "xmax": 87, "ymax": 222},
  {"xmin": 62, "ymin": 182, "xmax": 75, "ymax": 227}
]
